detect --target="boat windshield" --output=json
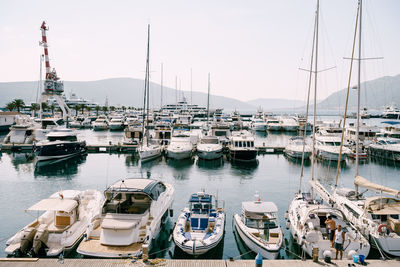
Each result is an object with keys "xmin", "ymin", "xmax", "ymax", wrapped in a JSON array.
[
  {"xmin": 245, "ymin": 216, "xmax": 278, "ymax": 229},
  {"xmin": 325, "ymin": 141, "xmax": 341, "ymax": 146},
  {"xmin": 103, "ymin": 192, "xmax": 151, "ymax": 215},
  {"xmin": 201, "ymin": 138, "xmax": 219, "ymax": 144},
  {"xmin": 48, "ymin": 135, "xmax": 77, "ymax": 142}
]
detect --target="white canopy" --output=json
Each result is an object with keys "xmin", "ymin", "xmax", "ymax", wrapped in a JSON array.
[
  {"xmin": 355, "ymin": 176, "xmax": 400, "ymax": 198},
  {"xmin": 26, "ymin": 198, "xmax": 78, "ymax": 212}
]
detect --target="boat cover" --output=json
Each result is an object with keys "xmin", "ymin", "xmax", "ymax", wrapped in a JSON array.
[
  {"xmin": 355, "ymin": 176, "xmax": 400, "ymax": 198},
  {"xmin": 26, "ymin": 198, "xmax": 77, "ymax": 212}
]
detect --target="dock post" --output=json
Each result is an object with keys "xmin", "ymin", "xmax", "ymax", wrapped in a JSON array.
[{"xmin": 255, "ymin": 253, "xmax": 262, "ymax": 267}]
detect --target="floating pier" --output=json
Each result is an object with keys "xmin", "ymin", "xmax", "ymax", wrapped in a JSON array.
[{"xmin": 0, "ymin": 258, "xmax": 397, "ymax": 267}]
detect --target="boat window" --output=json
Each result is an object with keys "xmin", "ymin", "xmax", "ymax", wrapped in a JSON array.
[
  {"xmin": 202, "ymin": 138, "xmax": 218, "ymax": 144},
  {"xmin": 390, "ymin": 215, "xmax": 399, "ymax": 220},
  {"xmin": 247, "ymin": 141, "xmax": 252, "ymax": 147},
  {"xmin": 48, "ymin": 135, "xmax": 77, "ymax": 142},
  {"xmin": 243, "ymin": 142, "xmax": 247, "ymax": 147},
  {"xmin": 239, "ymin": 142, "xmax": 243, "ymax": 147},
  {"xmin": 245, "ymin": 218, "xmax": 278, "ymax": 229}
]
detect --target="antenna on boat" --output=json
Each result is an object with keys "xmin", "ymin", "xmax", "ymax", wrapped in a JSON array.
[
  {"xmin": 207, "ymin": 73, "xmax": 211, "ymax": 131},
  {"xmin": 160, "ymin": 63, "xmax": 163, "ymax": 108}
]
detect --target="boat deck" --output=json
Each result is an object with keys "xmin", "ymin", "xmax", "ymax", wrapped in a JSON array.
[
  {"xmin": 0, "ymin": 259, "xmax": 396, "ymax": 267},
  {"xmin": 77, "ymin": 239, "xmax": 142, "ymax": 256}
]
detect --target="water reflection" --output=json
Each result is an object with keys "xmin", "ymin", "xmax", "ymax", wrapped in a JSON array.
[
  {"xmin": 232, "ymin": 227, "xmax": 256, "ymax": 259},
  {"xmin": 149, "ymin": 219, "xmax": 174, "ymax": 259},
  {"xmin": 284, "ymin": 155, "xmax": 311, "ymax": 166},
  {"xmin": 34, "ymin": 154, "xmax": 87, "ymax": 178},
  {"xmin": 125, "ymin": 154, "xmax": 139, "ymax": 167},
  {"xmin": 196, "ymin": 157, "xmax": 224, "ymax": 169},
  {"xmin": 166, "ymin": 157, "xmax": 195, "ymax": 168},
  {"xmin": 9, "ymin": 152, "xmax": 35, "ymax": 171}
]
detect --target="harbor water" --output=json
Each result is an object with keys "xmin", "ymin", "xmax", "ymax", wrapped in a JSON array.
[{"xmin": 0, "ymin": 120, "xmax": 399, "ymax": 259}]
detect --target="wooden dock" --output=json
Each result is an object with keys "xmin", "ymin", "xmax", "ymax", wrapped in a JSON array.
[{"xmin": 0, "ymin": 258, "xmax": 397, "ymax": 267}]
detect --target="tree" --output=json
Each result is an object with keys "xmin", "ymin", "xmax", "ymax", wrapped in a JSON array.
[
  {"xmin": 95, "ymin": 105, "xmax": 101, "ymax": 116},
  {"xmin": 86, "ymin": 105, "xmax": 92, "ymax": 115},
  {"xmin": 110, "ymin": 106, "xmax": 115, "ymax": 112},
  {"xmin": 31, "ymin": 103, "xmax": 40, "ymax": 117},
  {"xmin": 12, "ymin": 99, "xmax": 25, "ymax": 113},
  {"xmin": 102, "ymin": 106, "xmax": 108, "ymax": 115},
  {"xmin": 6, "ymin": 102, "xmax": 15, "ymax": 111},
  {"xmin": 122, "ymin": 106, "xmax": 126, "ymax": 112},
  {"xmin": 41, "ymin": 102, "xmax": 49, "ymax": 111},
  {"xmin": 73, "ymin": 105, "xmax": 80, "ymax": 116},
  {"xmin": 79, "ymin": 104, "xmax": 86, "ymax": 115},
  {"xmin": 50, "ymin": 104, "xmax": 56, "ymax": 116}
]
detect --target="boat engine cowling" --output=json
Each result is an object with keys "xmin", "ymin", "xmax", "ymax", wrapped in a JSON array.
[
  {"xmin": 32, "ymin": 226, "xmax": 49, "ymax": 255},
  {"xmin": 20, "ymin": 227, "xmax": 37, "ymax": 254}
]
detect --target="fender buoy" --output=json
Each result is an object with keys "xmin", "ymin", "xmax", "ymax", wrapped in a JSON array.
[{"xmin": 377, "ymin": 224, "xmax": 390, "ymax": 235}]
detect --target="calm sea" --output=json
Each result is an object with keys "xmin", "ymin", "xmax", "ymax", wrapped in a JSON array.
[{"xmin": 0, "ymin": 117, "xmax": 399, "ymax": 259}]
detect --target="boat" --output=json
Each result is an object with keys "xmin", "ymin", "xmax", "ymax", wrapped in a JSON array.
[
  {"xmin": 228, "ymin": 130, "xmax": 257, "ymax": 162},
  {"xmin": 315, "ymin": 134, "xmax": 351, "ymax": 161},
  {"xmin": 34, "ymin": 128, "xmax": 86, "ymax": 161},
  {"xmin": 197, "ymin": 136, "xmax": 223, "ymax": 160},
  {"xmin": 382, "ymin": 104, "xmax": 400, "ymax": 119},
  {"xmin": 5, "ymin": 189, "xmax": 103, "ymax": 257},
  {"xmin": 287, "ymin": 186, "xmax": 370, "ymax": 260},
  {"xmin": 173, "ymin": 191, "xmax": 225, "ymax": 256},
  {"xmin": 266, "ymin": 117, "xmax": 281, "ymax": 131},
  {"xmin": 92, "ymin": 116, "xmax": 109, "ymax": 131},
  {"xmin": 368, "ymin": 138, "xmax": 400, "ymax": 162},
  {"xmin": 345, "ymin": 123, "xmax": 379, "ymax": 146},
  {"xmin": 166, "ymin": 130, "xmax": 194, "ymax": 160},
  {"xmin": 251, "ymin": 108, "xmax": 267, "ymax": 132},
  {"xmin": 108, "ymin": 117, "xmax": 125, "ymax": 131},
  {"xmin": 279, "ymin": 116, "xmax": 299, "ymax": 132},
  {"xmin": 284, "ymin": 136, "xmax": 312, "ymax": 159},
  {"xmin": 331, "ymin": 177, "xmax": 400, "ymax": 257},
  {"xmin": 233, "ymin": 195, "xmax": 283, "ymax": 259},
  {"xmin": 77, "ymin": 178, "xmax": 174, "ymax": 258}
]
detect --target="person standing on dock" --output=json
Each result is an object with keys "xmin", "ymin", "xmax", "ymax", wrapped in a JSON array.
[{"xmin": 333, "ymin": 224, "xmax": 345, "ymax": 260}]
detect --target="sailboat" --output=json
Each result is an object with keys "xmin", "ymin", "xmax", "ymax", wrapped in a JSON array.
[
  {"xmin": 329, "ymin": 0, "xmax": 400, "ymax": 258},
  {"xmin": 286, "ymin": 0, "xmax": 370, "ymax": 260},
  {"xmin": 138, "ymin": 25, "xmax": 162, "ymax": 162},
  {"xmin": 197, "ymin": 73, "xmax": 223, "ymax": 160}
]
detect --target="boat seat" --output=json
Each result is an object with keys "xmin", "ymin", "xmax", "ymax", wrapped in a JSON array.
[
  {"xmin": 210, "ymin": 212, "xmax": 217, "ymax": 217},
  {"xmin": 192, "ymin": 209, "xmax": 200, "ymax": 214},
  {"xmin": 190, "ymin": 218, "xmax": 199, "ymax": 229},
  {"xmin": 267, "ymin": 233, "xmax": 281, "ymax": 244}
]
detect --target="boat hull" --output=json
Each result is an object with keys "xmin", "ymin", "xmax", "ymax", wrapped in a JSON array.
[
  {"xmin": 229, "ymin": 149, "xmax": 257, "ymax": 162},
  {"xmin": 197, "ymin": 149, "xmax": 223, "ymax": 160},
  {"xmin": 167, "ymin": 149, "xmax": 192, "ymax": 160},
  {"xmin": 233, "ymin": 214, "xmax": 280, "ymax": 259},
  {"xmin": 35, "ymin": 141, "xmax": 87, "ymax": 162}
]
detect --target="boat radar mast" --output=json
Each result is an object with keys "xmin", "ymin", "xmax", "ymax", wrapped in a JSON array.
[{"xmin": 39, "ymin": 21, "xmax": 71, "ymax": 120}]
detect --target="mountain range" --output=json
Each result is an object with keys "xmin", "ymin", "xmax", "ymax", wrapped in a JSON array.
[{"xmin": 0, "ymin": 74, "xmax": 399, "ymax": 112}]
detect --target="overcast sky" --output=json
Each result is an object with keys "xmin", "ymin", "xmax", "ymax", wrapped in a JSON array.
[{"xmin": 1, "ymin": 0, "xmax": 399, "ymax": 102}]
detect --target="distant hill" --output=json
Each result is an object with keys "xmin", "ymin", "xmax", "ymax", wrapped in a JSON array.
[{"xmin": 1, "ymin": 74, "xmax": 399, "ymax": 112}]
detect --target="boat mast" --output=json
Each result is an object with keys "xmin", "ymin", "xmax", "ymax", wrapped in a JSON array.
[
  {"xmin": 141, "ymin": 24, "xmax": 150, "ymax": 147},
  {"xmin": 311, "ymin": 0, "xmax": 320, "ymax": 199},
  {"xmin": 298, "ymin": 5, "xmax": 317, "ymax": 194},
  {"xmin": 207, "ymin": 73, "xmax": 211, "ymax": 130},
  {"xmin": 161, "ymin": 63, "xmax": 163, "ymax": 108},
  {"xmin": 146, "ymin": 24, "xmax": 151, "ymax": 146},
  {"xmin": 191, "ymin": 68, "xmax": 193, "ymax": 105},
  {"xmin": 355, "ymin": 0, "xmax": 362, "ymax": 180}
]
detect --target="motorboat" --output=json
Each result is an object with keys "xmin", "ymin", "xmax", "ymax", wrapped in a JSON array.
[
  {"xmin": 345, "ymin": 123, "xmax": 379, "ymax": 146},
  {"xmin": 315, "ymin": 134, "xmax": 351, "ymax": 161},
  {"xmin": 368, "ymin": 138, "xmax": 400, "ymax": 162},
  {"xmin": 284, "ymin": 136, "xmax": 312, "ymax": 159},
  {"xmin": 382, "ymin": 104, "xmax": 400, "ymax": 119},
  {"xmin": 331, "ymin": 176, "xmax": 400, "ymax": 257},
  {"xmin": 197, "ymin": 135, "xmax": 223, "ymax": 160},
  {"xmin": 123, "ymin": 124, "xmax": 143, "ymax": 146},
  {"xmin": 166, "ymin": 130, "xmax": 194, "ymax": 160},
  {"xmin": 210, "ymin": 121, "xmax": 231, "ymax": 146},
  {"xmin": 173, "ymin": 191, "xmax": 225, "ymax": 256},
  {"xmin": 34, "ymin": 128, "xmax": 86, "ymax": 161},
  {"xmin": 92, "ymin": 116, "xmax": 109, "ymax": 131},
  {"xmin": 287, "ymin": 184, "xmax": 370, "ymax": 260},
  {"xmin": 77, "ymin": 178, "xmax": 174, "ymax": 258},
  {"xmin": 266, "ymin": 117, "xmax": 281, "ymax": 131},
  {"xmin": 228, "ymin": 130, "xmax": 257, "ymax": 162},
  {"xmin": 279, "ymin": 116, "xmax": 299, "ymax": 132},
  {"xmin": 233, "ymin": 196, "xmax": 283, "ymax": 259},
  {"xmin": 5, "ymin": 189, "xmax": 103, "ymax": 257},
  {"xmin": 251, "ymin": 118, "xmax": 267, "ymax": 132},
  {"xmin": 109, "ymin": 117, "xmax": 125, "ymax": 131},
  {"xmin": 153, "ymin": 123, "xmax": 172, "ymax": 146}
]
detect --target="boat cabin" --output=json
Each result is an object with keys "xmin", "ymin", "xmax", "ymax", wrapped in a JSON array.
[{"xmin": 364, "ymin": 197, "xmax": 400, "ymax": 235}]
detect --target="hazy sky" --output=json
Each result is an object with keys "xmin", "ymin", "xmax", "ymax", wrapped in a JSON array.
[{"xmin": 1, "ymin": 0, "xmax": 399, "ymax": 102}]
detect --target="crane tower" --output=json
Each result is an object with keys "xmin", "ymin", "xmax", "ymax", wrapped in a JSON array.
[{"xmin": 39, "ymin": 21, "xmax": 71, "ymax": 120}]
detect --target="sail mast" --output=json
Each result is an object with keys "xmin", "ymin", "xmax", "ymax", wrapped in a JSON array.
[
  {"xmin": 207, "ymin": 73, "xmax": 211, "ymax": 129},
  {"xmin": 146, "ymin": 24, "xmax": 151, "ymax": 146},
  {"xmin": 356, "ymin": 0, "xmax": 362, "ymax": 178}
]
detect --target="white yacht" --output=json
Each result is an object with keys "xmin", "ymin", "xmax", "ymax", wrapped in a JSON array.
[
  {"xmin": 266, "ymin": 117, "xmax": 281, "ymax": 131},
  {"xmin": 5, "ymin": 190, "xmax": 103, "ymax": 257},
  {"xmin": 197, "ymin": 135, "xmax": 223, "ymax": 160},
  {"xmin": 233, "ymin": 197, "xmax": 283, "ymax": 259},
  {"xmin": 279, "ymin": 116, "xmax": 299, "ymax": 132},
  {"xmin": 368, "ymin": 138, "xmax": 400, "ymax": 162},
  {"xmin": 284, "ymin": 136, "xmax": 312, "ymax": 159},
  {"xmin": 77, "ymin": 178, "xmax": 174, "ymax": 258},
  {"xmin": 331, "ymin": 176, "xmax": 400, "ymax": 257},
  {"xmin": 315, "ymin": 134, "xmax": 351, "ymax": 161},
  {"xmin": 92, "ymin": 116, "xmax": 109, "ymax": 131},
  {"xmin": 173, "ymin": 191, "xmax": 225, "ymax": 256},
  {"xmin": 109, "ymin": 117, "xmax": 125, "ymax": 131},
  {"xmin": 345, "ymin": 123, "xmax": 379, "ymax": 146},
  {"xmin": 166, "ymin": 130, "xmax": 194, "ymax": 160}
]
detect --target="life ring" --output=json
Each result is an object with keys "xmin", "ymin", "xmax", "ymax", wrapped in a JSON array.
[{"xmin": 377, "ymin": 224, "xmax": 390, "ymax": 235}]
